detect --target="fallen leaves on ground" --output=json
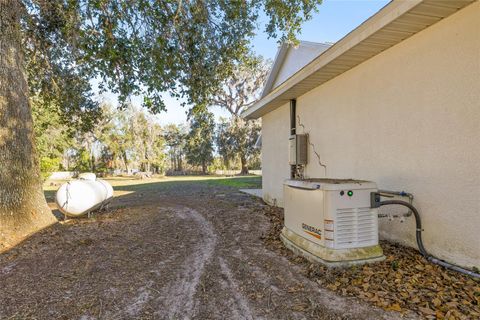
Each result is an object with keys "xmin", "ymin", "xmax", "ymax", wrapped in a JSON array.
[{"xmin": 261, "ymin": 205, "xmax": 480, "ymax": 320}]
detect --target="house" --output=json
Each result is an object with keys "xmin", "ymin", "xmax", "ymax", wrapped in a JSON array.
[{"xmin": 243, "ymin": 0, "xmax": 479, "ymax": 268}]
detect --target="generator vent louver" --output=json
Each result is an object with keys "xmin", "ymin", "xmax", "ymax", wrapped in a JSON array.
[{"xmin": 335, "ymin": 207, "xmax": 378, "ymax": 249}]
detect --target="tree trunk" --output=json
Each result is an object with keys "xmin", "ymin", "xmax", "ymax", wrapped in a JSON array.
[
  {"xmin": 90, "ymin": 154, "xmax": 95, "ymax": 172},
  {"xmin": 223, "ymin": 157, "xmax": 229, "ymax": 170},
  {"xmin": 240, "ymin": 156, "xmax": 249, "ymax": 175},
  {"xmin": 143, "ymin": 142, "xmax": 150, "ymax": 172},
  {"xmin": 122, "ymin": 150, "xmax": 129, "ymax": 172},
  {"xmin": 177, "ymin": 154, "xmax": 182, "ymax": 171},
  {"xmin": 0, "ymin": 1, "xmax": 57, "ymax": 252}
]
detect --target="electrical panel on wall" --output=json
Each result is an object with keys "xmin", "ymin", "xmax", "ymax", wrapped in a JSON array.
[{"xmin": 289, "ymin": 134, "xmax": 308, "ymax": 165}]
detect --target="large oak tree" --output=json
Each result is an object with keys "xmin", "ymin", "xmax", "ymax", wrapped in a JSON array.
[
  {"xmin": 185, "ymin": 109, "xmax": 215, "ymax": 174},
  {"xmin": 212, "ymin": 56, "xmax": 269, "ymax": 174},
  {"xmin": 0, "ymin": 0, "xmax": 321, "ymax": 250}
]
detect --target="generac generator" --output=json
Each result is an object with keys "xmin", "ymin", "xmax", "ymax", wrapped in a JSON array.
[{"xmin": 281, "ymin": 179, "xmax": 385, "ymax": 267}]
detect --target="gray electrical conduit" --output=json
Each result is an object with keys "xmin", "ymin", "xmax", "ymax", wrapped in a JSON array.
[{"xmin": 374, "ymin": 198, "xmax": 480, "ymax": 279}]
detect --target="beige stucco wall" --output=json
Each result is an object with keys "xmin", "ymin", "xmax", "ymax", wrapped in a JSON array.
[
  {"xmin": 261, "ymin": 102, "xmax": 291, "ymax": 207},
  {"xmin": 261, "ymin": 2, "xmax": 480, "ymax": 267}
]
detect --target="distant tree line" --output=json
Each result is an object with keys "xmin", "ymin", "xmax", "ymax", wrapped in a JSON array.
[
  {"xmin": 34, "ymin": 57, "xmax": 268, "ymax": 177},
  {"xmin": 33, "ymin": 104, "xmax": 260, "ymax": 177},
  {"xmin": 33, "ymin": 103, "xmax": 166, "ymax": 177}
]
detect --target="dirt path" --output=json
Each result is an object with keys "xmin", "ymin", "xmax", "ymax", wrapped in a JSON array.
[{"xmin": 0, "ymin": 179, "xmax": 414, "ymax": 319}]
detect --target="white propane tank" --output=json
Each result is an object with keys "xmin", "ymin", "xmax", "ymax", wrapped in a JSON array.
[
  {"xmin": 55, "ymin": 179, "xmax": 114, "ymax": 217},
  {"xmin": 78, "ymin": 172, "xmax": 97, "ymax": 181}
]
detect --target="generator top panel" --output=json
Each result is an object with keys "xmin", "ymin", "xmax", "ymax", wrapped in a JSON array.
[{"xmin": 285, "ymin": 178, "xmax": 376, "ymax": 191}]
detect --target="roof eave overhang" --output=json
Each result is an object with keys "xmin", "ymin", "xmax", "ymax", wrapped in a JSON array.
[{"xmin": 242, "ymin": 0, "xmax": 474, "ymax": 120}]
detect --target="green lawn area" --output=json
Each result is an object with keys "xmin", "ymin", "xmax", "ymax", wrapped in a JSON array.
[
  {"xmin": 43, "ymin": 175, "xmax": 262, "ymax": 201},
  {"xmin": 205, "ymin": 175, "xmax": 262, "ymax": 188}
]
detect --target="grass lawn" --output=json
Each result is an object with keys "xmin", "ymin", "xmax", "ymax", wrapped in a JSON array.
[
  {"xmin": 43, "ymin": 175, "xmax": 262, "ymax": 201},
  {"xmin": 205, "ymin": 175, "xmax": 262, "ymax": 188}
]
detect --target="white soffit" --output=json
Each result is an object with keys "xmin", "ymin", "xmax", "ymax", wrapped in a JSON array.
[{"xmin": 243, "ymin": 0, "xmax": 476, "ymax": 119}]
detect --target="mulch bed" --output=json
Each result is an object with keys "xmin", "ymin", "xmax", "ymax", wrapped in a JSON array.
[{"xmin": 261, "ymin": 205, "xmax": 480, "ymax": 320}]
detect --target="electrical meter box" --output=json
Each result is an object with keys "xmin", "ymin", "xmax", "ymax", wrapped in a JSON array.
[
  {"xmin": 282, "ymin": 179, "xmax": 385, "ymax": 267},
  {"xmin": 289, "ymin": 134, "xmax": 308, "ymax": 165}
]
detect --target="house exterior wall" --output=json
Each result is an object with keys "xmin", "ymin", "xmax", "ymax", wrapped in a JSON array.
[
  {"xmin": 260, "ymin": 2, "xmax": 480, "ymax": 267},
  {"xmin": 272, "ymin": 43, "xmax": 330, "ymax": 89},
  {"xmin": 261, "ymin": 102, "xmax": 291, "ymax": 207}
]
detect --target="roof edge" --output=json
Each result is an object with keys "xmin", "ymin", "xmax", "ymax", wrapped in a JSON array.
[
  {"xmin": 260, "ymin": 43, "xmax": 289, "ymax": 98},
  {"xmin": 260, "ymin": 41, "xmax": 331, "ymax": 98},
  {"xmin": 243, "ymin": 0, "xmax": 473, "ymax": 119}
]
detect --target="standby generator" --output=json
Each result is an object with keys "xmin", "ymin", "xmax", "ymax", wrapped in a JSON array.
[{"xmin": 281, "ymin": 179, "xmax": 385, "ymax": 267}]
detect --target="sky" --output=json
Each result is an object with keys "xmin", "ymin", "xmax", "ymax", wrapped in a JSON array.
[{"xmin": 98, "ymin": 0, "xmax": 390, "ymax": 125}]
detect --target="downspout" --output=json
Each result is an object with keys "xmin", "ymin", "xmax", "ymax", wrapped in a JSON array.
[
  {"xmin": 290, "ymin": 99, "xmax": 296, "ymax": 136},
  {"xmin": 290, "ymin": 99, "xmax": 296, "ymax": 179}
]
